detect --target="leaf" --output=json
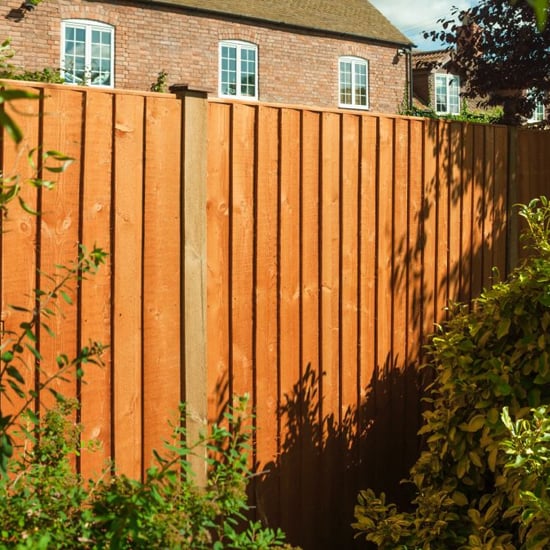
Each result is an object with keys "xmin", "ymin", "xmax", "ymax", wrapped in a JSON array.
[
  {"xmin": 496, "ymin": 317, "xmax": 511, "ymax": 339},
  {"xmin": 0, "ymin": 109, "xmax": 22, "ymax": 144},
  {"xmin": 60, "ymin": 290, "xmax": 73, "ymax": 305},
  {"xmin": 459, "ymin": 415, "xmax": 486, "ymax": 432}
]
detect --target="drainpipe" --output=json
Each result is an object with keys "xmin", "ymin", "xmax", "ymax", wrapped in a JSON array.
[{"xmin": 405, "ymin": 47, "xmax": 413, "ymax": 111}]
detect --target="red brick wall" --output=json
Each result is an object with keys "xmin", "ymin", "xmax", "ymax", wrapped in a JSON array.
[{"xmin": 0, "ymin": 0, "xmax": 407, "ymax": 113}]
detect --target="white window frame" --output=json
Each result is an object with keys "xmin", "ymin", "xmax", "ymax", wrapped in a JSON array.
[
  {"xmin": 435, "ymin": 73, "xmax": 460, "ymax": 115},
  {"xmin": 338, "ymin": 56, "xmax": 369, "ymax": 109},
  {"xmin": 219, "ymin": 40, "xmax": 258, "ymax": 100},
  {"xmin": 61, "ymin": 19, "xmax": 114, "ymax": 88}
]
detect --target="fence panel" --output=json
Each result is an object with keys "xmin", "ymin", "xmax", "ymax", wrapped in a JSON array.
[
  {"xmin": 0, "ymin": 83, "xmax": 185, "ymax": 481},
  {"xmin": 206, "ymin": 101, "xmax": 542, "ymax": 548},
  {"xmin": 3, "ymin": 83, "xmax": 550, "ymax": 550}
]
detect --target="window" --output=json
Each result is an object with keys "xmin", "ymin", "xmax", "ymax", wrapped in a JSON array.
[
  {"xmin": 435, "ymin": 74, "xmax": 460, "ymax": 114},
  {"xmin": 219, "ymin": 41, "xmax": 258, "ymax": 99},
  {"xmin": 61, "ymin": 20, "xmax": 114, "ymax": 87},
  {"xmin": 529, "ymin": 101, "xmax": 545, "ymax": 123},
  {"xmin": 339, "ymin": 57, "xmax": 368, "ymax": 109}
]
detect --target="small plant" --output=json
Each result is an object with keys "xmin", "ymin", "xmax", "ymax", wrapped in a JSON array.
[
  {"xmin": 151, "ymin": 70, "xmax": 168, "ymax": 93},
  {"xmin": 0, "ymin": 38, "xmax": 63, "ymax": 84},
  {"xmin": 353, "ymin": 197, "xmax": 550, "ymax": 548}
]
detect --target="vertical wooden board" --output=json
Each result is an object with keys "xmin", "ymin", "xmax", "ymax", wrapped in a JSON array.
[
  {"xmin": 230, "ymin": 103, "xmax": 255, "ymax": 400},
  {"xmin": 319, "ymin": 111, "xmax": 340, "ymax": 542},
  {"xmin": 422, "ymin": 119, "xmax": 438, "ymax": 337},
  {"xmin": 482, "ymin": 127, "xmax": 496, "ymax": 288},
  {"xmin": 112, "ymin": 93, "xmax": 145, "ymax": 478},
  {"xmin": 206, "ymin": 103, "xmax": 231, "ymax": 424},
  {"xmin": 436, "ymin": 121, "xmax": 450, "ymax": 321},
  {"xmin": 320, "ymin": 112, "xmax": 341, "ymax": 424},
  {"xmin": 299, "ymin": 109, "xmax": 321, "ymax": 550},
  {"xmin": 254, "ymin": 105, "xmax": 280, "ymax": 525},
  {"xmin": 493, "ymin": 126, "xmax": 508, "ymax": 277},
  {"xmin": 39, "ymin": 87, "xmax": 83, "ymax": 411},
  {"xmin": 279, "ymin": 107, "xmax": 302, "ymax": 541},
  {"xmin": 375, "ymin": 116, "xmax": 394, "ymax": 490},
  {"xmin": 448, "ymin": 122, "xmax": 463, "ymax": 304},
  {"xmin": 392, "ymin": 118, "xmax": 408, "ymax": 369},
  {"xmin": 142, "ymin": 96, "xmax": 182, "ymax": 468},
  {"xmin": 461, "ymin": 124, "xmax": 474, "ymax": 304},
  {"xmin": 1, "ymin": 88, "xmax": 40, "ymax": 428},
  {"xmin": 471, "ymin": 125, "xmax": 486, "ymax": 300},
  {"xmin": 358, "ymin": 116, "xmax": 377, "ymax": 402},
  {"xmin": 340, "ymin": 113, "xmax": 359, "ymax": 415},
  {"xmin": 391, "ymin": 118, "xmax": 408, "ymax": 482},
  {"xmin": 79, "ymin": 91, "xmax": 113, "ymax": 477},
  {"xmin": 405, "ymin": 119, "xmax": 423, "ymax": 466},
  {"xmin": 340, "ymin": 112, "xmax": 361, "ymax": 547},
  {"xmin": 358, "ymin": 114, "xmax": 378, "ymax": 487},
  {"xmin": 407, "ymin": 119, "xmax": 424, "ymax": 362}
]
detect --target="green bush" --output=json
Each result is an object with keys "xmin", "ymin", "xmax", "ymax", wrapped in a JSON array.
[
  {"xmin": 353, "ymin": 197, "xmax": 550, "ymax": 549},
  {"xmin": 0, "ymin": 397, "xmax": 291, "ymax": 549}
]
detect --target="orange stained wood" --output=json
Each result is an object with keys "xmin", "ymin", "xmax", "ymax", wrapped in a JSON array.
[
  {"xmin": 112, "ymin": 93, "xmax": 145, "ymax": 479},
  {"xmin": 279, "ymin": 107, "xmax": 302, "ymax": 538},
  {"xmin": 206, "ymin": 102, "xmax": 231, "ymax": 424},
  {"xmin": 254, "ymin": 105, "xmax": 280, "ymax": 524},
  {"xmin": 142, "ymin": 95, "xmax": 182, "ymax": 471},
  {"xmin": 79, "ymin": 91, "xmax": 113, "ymax": 478},
  {"xmin": 436, "ymin": 121, "xmax": 451, "ymax": 323},
  {"xmin": 0, "ymin": 87, "xmax": 40, "ymax": 433},
  {"xmin": 39, "ymin": 87, "xmax": 83, "ymax": 413},
  {"xmin": 230, "ymin": 103, "xmax": 256, "ymax": 401},
  {"xmin": 299, "ymin": 108, "xmax": 321, "ymax": 550}
]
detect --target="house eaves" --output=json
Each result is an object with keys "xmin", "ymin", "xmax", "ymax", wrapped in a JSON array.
[{"xmin": 137, "ymin": 0, "xmax": 413, "ymax": 47}]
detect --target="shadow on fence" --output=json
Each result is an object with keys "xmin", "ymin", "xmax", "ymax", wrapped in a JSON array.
[{"xmin": 253, "ymin": 360, "xmax": 425, "ymax": 550}]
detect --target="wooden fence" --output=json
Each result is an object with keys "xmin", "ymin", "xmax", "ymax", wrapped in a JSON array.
[{"xmin": 2, "ymin": 82, "xmax": 550, "ymax": 549}]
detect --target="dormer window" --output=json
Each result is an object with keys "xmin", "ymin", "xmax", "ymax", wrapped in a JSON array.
[{"xmin": 435, "ymin": 74, "xmax": 460, "ymax": 114}]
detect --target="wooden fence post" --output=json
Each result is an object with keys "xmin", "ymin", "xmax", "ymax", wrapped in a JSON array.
[
  {"xmin": 171, "ymin": 85, "xmax": 209, "ymax": 485},
  {"xmin": 507, "ymin": 126, "xmax": 519, "ymax": 272}
]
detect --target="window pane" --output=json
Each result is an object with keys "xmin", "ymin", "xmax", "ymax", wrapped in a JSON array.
[
  {"xmin": 435, "ymin": 75, "xmax": 447, "ymax": 112},
  {"xmin": 64, "ymin": 25, "xmax": 86, "ymax": 84},
  {"xmin": 354, "ymin": 63, "xmax": 367, "ymax": 105},
  {"xmin": 448, "ymin": 77, "xmax": 460, "ymax": 114},
  {"xmin": 340, "ymin": 61, "xmax": 352, "ymax": 105},
  {"xmin": 221, "ymin": 45, "xmax": 237, "ymax": 95},
  {"xmin": 240, "ymin": 47, "xmax": 256, "ymax": 96}
]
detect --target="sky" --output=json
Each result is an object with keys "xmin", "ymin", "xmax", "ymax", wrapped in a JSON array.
[{"xmin": 369, "ymin": 0, "xmax": 478, "ymax": 51}]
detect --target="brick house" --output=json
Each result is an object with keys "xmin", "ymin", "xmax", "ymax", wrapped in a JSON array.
[
  {"xmin": 1, "ymin": 0, "xmax": 412, "ymax": 113},
  {"xmin": 412, "ymin": 48, "xmax": 546, "ymax": 123}
]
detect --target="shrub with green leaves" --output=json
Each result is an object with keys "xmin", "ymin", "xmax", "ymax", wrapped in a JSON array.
[
  {"xmin": 353, "ymin": 197, "xmax": 550, "ymax": 549},
  {"xmin": 0, "ymin": 396, "xmax": 292, "ymax": 549}
]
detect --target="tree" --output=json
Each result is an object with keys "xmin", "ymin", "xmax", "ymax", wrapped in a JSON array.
[{"xmin": 426, "ymin": 0, "xmax": 550, "ymax": 124}]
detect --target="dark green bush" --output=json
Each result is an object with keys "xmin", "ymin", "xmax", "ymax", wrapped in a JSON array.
[{"xmin": 353, "ymin": 197, "xmax": 550, "ymax": 549}]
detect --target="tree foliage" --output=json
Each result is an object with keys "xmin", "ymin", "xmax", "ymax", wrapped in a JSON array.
[{"xmin": 425, "ymin": 0, "xmax": 550, "ymax": 124}]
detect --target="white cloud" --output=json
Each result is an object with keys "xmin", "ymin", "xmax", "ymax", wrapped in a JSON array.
[{"xmin": 369, "ymin": 0, "xmax": 477, "ymax": 50}]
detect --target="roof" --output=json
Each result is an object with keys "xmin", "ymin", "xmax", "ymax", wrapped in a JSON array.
[
  {"xmin": 413, "ymin": 49, "xmax": 451, "ymax": 69},
  {"xmin": 142, "ymin": 0, "xmax": 413, "ymax": 46}
]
